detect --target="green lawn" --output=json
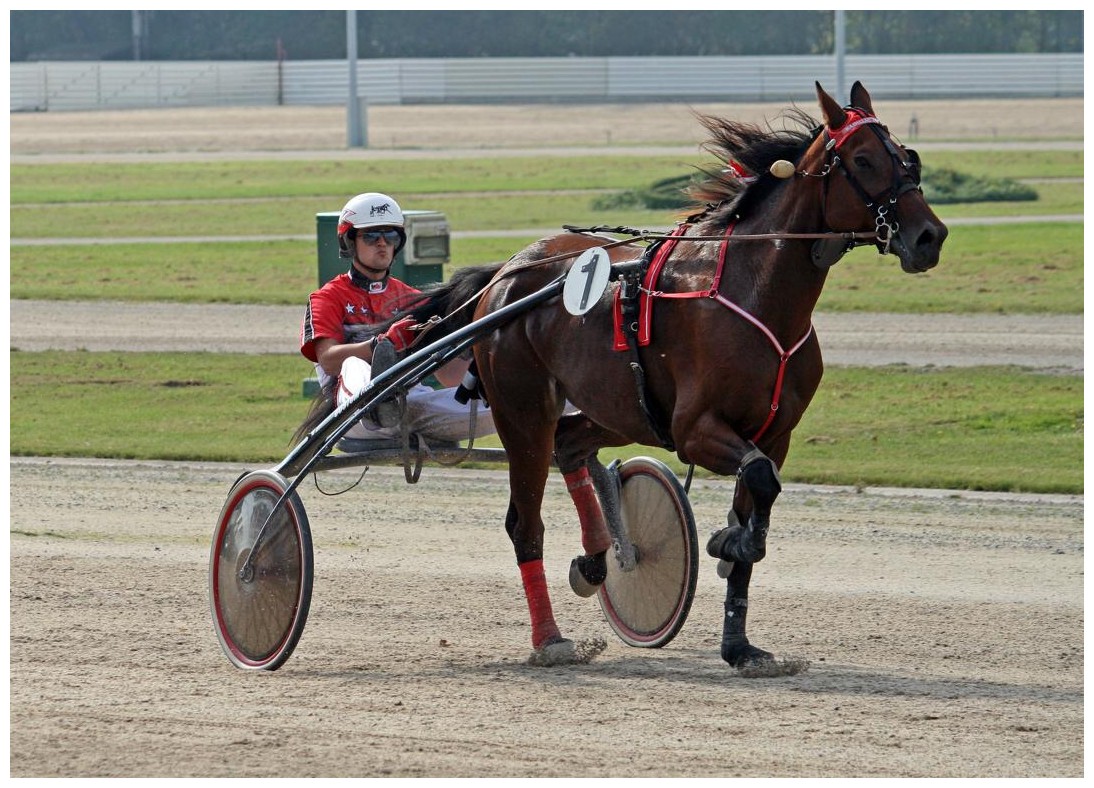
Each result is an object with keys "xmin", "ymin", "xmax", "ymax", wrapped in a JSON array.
[
  {"xmin": 9, "ymin": 156, "xmax": 700, "ymax": 203},
  {"xmin": 9, "ymin": 179, "xmax": 1082, "ymax": 239},
  {"xmin": 10, "ymin": 146, "xmax": 1082, "ymax": 495},
  {"xmin": 11, "ymin": 222, "xmax": 1083, "ymax": 314},
  {"xmin": 9, "ymin": 351, "xmax": 1083, "ymax": 494},
  {"xmin": 11, "ymin": 149, "xmax": 1080, "ymax": 203}
]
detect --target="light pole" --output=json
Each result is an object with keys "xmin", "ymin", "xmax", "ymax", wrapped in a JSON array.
[
  {"xmin": 834, "ymin": 10, "xmax": 846, "ymax": 105},
  {"xmin": 346, "ymin": 11, "xmax": 366, "ymax": 148},
  {"xmin": 132, "ymin": 10, "xmax": 143, "ymax": 61}
]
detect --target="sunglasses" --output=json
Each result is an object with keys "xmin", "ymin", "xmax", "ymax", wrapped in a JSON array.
[{"xmin": 357, "ymin": 229, "xmax": 401, "ymax": 246}]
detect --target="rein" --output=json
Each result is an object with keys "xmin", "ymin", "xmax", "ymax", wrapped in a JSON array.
[
  {"xmin": 565, "ymin": 224, "xmax": 879, "ymax": 244},
  {"xmin": 409, "ymin": 234, "xmax": 647, "ymax": 341},
  {"xmin": 430, "ymin": 225, "xmax": 877, "ymax": 326},
  {"xmin": 419, "ymin": 101, "xmax": 912, "ymax": 343},
  {"xmin": 407, "ymin": 221, "xmax": 875, "ymax": 350}
]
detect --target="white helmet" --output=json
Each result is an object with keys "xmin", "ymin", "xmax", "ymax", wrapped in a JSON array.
[{"xmin": 337, "ymin": 192, "xmax": 407, "ymax": 257}]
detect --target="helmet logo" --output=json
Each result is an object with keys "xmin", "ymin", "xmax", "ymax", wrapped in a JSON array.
[{"xmin": 370, "ymin": 203, "xmax": 394, "ymax": 217}]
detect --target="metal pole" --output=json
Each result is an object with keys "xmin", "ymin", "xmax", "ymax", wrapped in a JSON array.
[
  {"xmin": 346, "ymin": 11, "xmax": 363, "ymax": 147},
  {"xmin": 131, "ymin": 10, "xmax": 143, "ymax": 61},
  {"xmin": 834, "ymin": 10, "xmax": 846, "ymax": 105}
]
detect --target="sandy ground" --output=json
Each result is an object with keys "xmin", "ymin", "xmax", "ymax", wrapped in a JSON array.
[
  {"xmin": 9, "ymin": 97, "xmax": 1084, "ymax": 157},
  {"xmin": 8, "ymin": 457, "xmax": 1084, "ymax": 778},
  {"xmin": 8, "ymin": 98, "xmax": 1085, "ymax": 777},
  {"xmin": 7, "ymin": 299, "xmax": 1084, "ymax": 374}
]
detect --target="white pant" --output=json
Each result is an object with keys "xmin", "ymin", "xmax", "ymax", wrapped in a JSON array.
[{"xmin": 332, "ymin": 356, "xmax": 495, "ymax": 443}]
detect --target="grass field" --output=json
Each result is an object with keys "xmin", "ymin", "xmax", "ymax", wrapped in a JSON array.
[
  {"xmin": 8, "ymin": 181, "xmax": 1084, "ymax": 239},
  {"xmin": 9, "ymin": 149, "xmax": 1084, "ymax": 314},
  {"xmin": 8, "ymin": 351, "xmax": 1082, "ymax": 493},
  {"xmin": 10, "ymin": 222, "xmax": 1083, "ymax": 313},
  {"xmin": 10, "ymin": 145, "xmax": 1083, "ymax": 492},
  {"xmin": 9, "ymin": 149, "xmax": 1082, "ymax": 202}
]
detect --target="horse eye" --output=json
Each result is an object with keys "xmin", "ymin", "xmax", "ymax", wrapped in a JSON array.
[{"xmin": 853, "ymin": 154, "xmax": 872, "ymax": 170}]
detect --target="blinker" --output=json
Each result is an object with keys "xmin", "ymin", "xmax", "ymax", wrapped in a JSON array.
[{"xmin": 904, "ymin": 148, "xmax": 922, "ymax": 184}]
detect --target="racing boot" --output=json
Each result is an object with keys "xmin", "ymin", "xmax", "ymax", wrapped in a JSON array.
[{"xmin": 369, "ymin": 337, "xmax": 403, "ymax": 429}]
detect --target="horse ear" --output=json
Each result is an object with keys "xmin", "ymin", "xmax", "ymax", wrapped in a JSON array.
[
  {"xmin": 849, "ymin": 81, "xmax": 875, "ymax": 114},
  {"xmin": 815, "ymin": 81, "xmax": 846, "ymax": 129}
]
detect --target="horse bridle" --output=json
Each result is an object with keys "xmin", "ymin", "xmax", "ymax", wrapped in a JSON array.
[
  {"xmin": 803, "ymin": 108, "xmax": 923, "ymax": 255},
  {"xmin": 405, "ymin": 112, "xmax": 922, "ymax": 336}
]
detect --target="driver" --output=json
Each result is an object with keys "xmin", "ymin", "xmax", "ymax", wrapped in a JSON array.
[{"xmin": 298, "ymin": 192, "xmax": 494, "ymax": 446}]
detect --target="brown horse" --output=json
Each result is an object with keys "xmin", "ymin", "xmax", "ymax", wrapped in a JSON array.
[{"xmin": 389, "ymin": 81, "xmax": 946, "ymax": 668}]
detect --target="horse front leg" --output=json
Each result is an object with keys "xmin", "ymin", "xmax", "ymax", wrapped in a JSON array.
[
  {"xmin": 716, "ymin": 434, "xmax": 791, "ymax": 668},
  {"xmin": 681, "ymin": 419, "xmax": 789, "ymax": 668},
  {"xmin": 708, "ymin": 444, "xmax": 783, "ymax": 566}
]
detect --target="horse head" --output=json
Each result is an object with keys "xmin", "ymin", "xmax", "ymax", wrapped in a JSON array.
[{"xmin": 809, "ymin": 81, "xmax": 947, "ymax": 273}]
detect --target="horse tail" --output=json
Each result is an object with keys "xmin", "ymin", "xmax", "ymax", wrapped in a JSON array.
[
  {"xmin": 290, "ymin": 380, "xmax": 335, "ymax": 446},
  {"xmin": 379, "ymin": 261, "xmax": 507, "ymax": 344}
]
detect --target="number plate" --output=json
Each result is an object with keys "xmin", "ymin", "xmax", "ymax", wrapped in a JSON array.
[{"xmin": 562, "ymin": 247, "xmax": 612, "ymax": 316}]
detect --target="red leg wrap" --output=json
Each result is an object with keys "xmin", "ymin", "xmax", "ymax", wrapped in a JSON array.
[
  {"xmin": 563, "ymin": 468, "xmax": 612, "ymax": 555},
  {"xmin": 518, "ymin": 559, "xmax": 560, "ymax": 649}
]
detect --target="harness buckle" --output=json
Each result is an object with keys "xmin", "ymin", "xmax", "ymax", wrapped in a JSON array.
[{"xmin": 874, "ymin": 214, "xmax": 894, "ymax": 255}]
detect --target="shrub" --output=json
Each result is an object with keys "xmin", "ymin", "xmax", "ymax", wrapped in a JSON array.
[{"xmin": 593, "ymin": 168, "xmax": 1037, "ymax": 211}]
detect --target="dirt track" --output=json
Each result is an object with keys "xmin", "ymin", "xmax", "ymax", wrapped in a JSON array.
[
  {"xmin": 8, "ymin": 299, "xmax": 1084, "ymax": 373},
  {"xmin": 9, "ymin": 99, "xmax": 1085, "ymax": 777},
  {"xmin": 9, "ymin": 457, "xmax": 1084, "ymax": 777},
  {"xmin": 9, "ymin": 98, "xmax": 1084, "ymax": 156}
]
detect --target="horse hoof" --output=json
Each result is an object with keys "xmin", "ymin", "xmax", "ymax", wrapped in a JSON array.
[
  {"xmin": 722, "ymin": 643, "xmax": 811, "ymax": 677},
  {"xmin": 527, "ymin": 636, "xmax": 607, "ymax": 667},
  {"xmin": 716, "ymin": 559, "xmax": 734, "ymax": 579},
  {"xmin": 706, "ymin": 528, "xmax": 734, "ymax": 560},
  {"xmin": 721, "ymin": 641, "xmax": 774, "ymax": 668},
  {"xmin": 568, "ymin": 557, "xmax": 601, "ymax": 598},
  {"xmin": 568, "ymin": 552, "xmax": 606, "ymax": 598},
  {"xmin": 707, "ymin": 524, "xmax": 766, "ymax": 564}
]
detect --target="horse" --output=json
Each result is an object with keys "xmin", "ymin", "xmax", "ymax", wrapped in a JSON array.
[{"xmin": 380, "ymin": 81, "xmax": 947, "ymax": 668}]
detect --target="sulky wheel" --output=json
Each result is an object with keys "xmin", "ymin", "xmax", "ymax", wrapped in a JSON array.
[
  {"xmin": 209, "ymin": 469, "xmax": 313, "ymax": 670},
  {"xmin": 597, "ymin": 457, "xmax": 698, "ymax": 648}
]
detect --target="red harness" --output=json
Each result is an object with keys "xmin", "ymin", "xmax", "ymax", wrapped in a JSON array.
[{"xmin": 612, "ymin": 223, "xmax": 814, "ymax": 443}]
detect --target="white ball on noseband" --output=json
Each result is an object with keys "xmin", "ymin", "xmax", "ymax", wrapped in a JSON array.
[{"xmin": 769, "ymin": 159, "xmax": 796, "ymax": 179}]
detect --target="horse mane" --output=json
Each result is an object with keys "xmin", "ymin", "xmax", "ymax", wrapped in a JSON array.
[{"xmin": 685, "ymin": 107, "xmax": 820, "ymax": 222}]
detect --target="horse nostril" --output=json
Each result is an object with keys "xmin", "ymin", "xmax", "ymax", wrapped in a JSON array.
[{"xmin": 915, "ymin": 223, "xmax": 947, "ymax": 251}]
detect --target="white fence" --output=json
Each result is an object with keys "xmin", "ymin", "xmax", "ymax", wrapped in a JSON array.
[{"xmin": 10, "ymin": 53, "xmax": 1083, "ymax": 112}]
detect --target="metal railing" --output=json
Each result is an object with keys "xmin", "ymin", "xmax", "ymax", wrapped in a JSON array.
[{"xmin": 11, "ymin": 53, "xmax": 1082, "ymax": 112}]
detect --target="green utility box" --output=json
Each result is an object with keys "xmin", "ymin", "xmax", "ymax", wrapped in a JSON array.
[
  {"xmin": 315, "ymin": 209, "xmax": 450, "ymax": 288},
  {"xmin": 304, "ymin": 210, "xmax": 451, "ymax": 397}
]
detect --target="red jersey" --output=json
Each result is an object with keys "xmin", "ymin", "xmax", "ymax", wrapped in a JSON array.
[{"xmin": 300, "ymin": 272, "xmax": 421, "ymax": 363}]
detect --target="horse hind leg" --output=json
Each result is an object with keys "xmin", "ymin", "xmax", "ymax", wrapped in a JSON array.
[
  {"xmin": 478, "ymin": 315, "xmax": 609, "ymax": 665},
  {"xmin": 504, "ymin": 500, "xmax": 561, "ymax": 649},
  {"xmin": 508, "ymin": 499, "xmax": 608, "ymax": 667},
  {"xmin": 554, "ymin": 415, "xmax": 623, "ymax": 598},
  {"xmin": 563, "ymin": 464, "xmax": 612, "ymax": 597},
  {"xmin": 496, "ymin": 412, "xmax": 609, "ymax": 665}
]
